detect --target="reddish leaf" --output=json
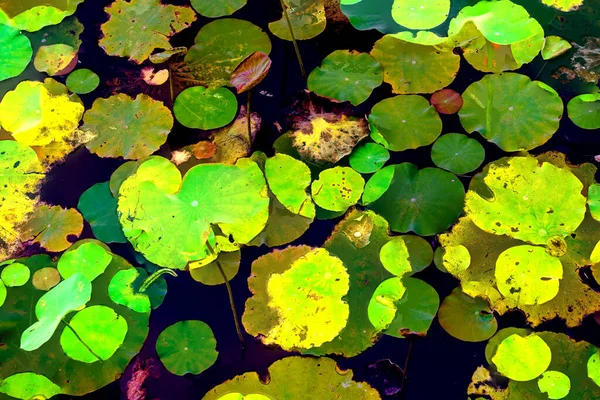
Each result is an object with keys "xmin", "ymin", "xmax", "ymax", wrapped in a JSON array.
[
  {"xmin": 430, "ymin": 89, "xmax": 463, "ymax": 115},
  {"xmin": 230, "ymin": 51, "xmax": 272, "ymax": 94}
]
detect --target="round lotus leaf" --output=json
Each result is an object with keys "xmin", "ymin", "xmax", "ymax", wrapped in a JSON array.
[
  {"xmin": 402, "ymin": 235, "xmax": 433, "ymax": 273},
  {"xmin": 365, "ymin": 163, "xmax": 465, "ymax": 236},
  {"xmin": 77, "ymin": 182, "xmax": 127, "ymax": 244},
  {"xmin": 0, "ymin": 279, "xmax": 6, "ymax": 307},
  {"xmin": 465, "ymin": 156, "xmax": 586, "ymax": 245},
  {"xmin": 311, "ymin": 167, "xmax": 365, "ymax": 212},
  {"xmin": 385, "ymin": 277, "xmax": 439, "ymax": 338},
  {"xmin": 349, "ymin": 143, "xmax": 390, "ymax": 174},
  {"xmin": 380, "ymin": 237, "xmax": 412, "ymax": 277},
  {"xmin": 99, "ymin": 0, "xmax": 196, "ymax": 64},
  {"xmin": 307, "ymin": 50, "xmax": 383, "ymax": 106},
  {"xmin": 485, "ymin": 328, "xmax": 532, "ymax": 365},
  {"xmin": 431, "ymin": 133, "xmax": 485, "ymax": 175},
  {"xmin": 361, "ymin": 165, "xmax": 394, "ymax": 205},
  {"xmin": 108, "ymin": 269, "xmax": 151, "ymax": 313},
  {"xmin": 368, "ymin": 95, "xmax": 442, "ymax": 152},
  {"xmin": 57, "ymin": 242, "xmax": 112, "ymax": 282},
  {"xmin": 438, "ymin": 288, "xmax": 497, "ymax": 342},
  {"xmin": 269, "ymin": 0, "xmax": 326, "ymax": 41},
  {"xmin": 230, "ymin": 51, "xmax": 272, "ymax": 94},
  {"xmin": 174, "ymin": 86, "xmax": 238, "ymax": 130},
  {"xmin": 0, "ymin": 372, "xmax": 62, "ymax": 399},
  {"xmin": 391, "ymin": 0, "xmax": 450, "ymax": 30},
  {"xmin": 440, "ymin": 244, "xmax": 471, "ymax": 275},
  {"xmin": 542, "ymin": 36, "xmax": 572, "ymax": 60},
  {"xmin": 190, "ymin": 251, "xmax": 240, "ymax": 285},
  {"xmin": 589, "ymin": 184, "xmax": 600, "ymax": 222},
  {"xmin": 66, "ymin": 69, "xmax": 100, "ymax": 94},
  {"xmin": 492, "ymin": 333, "xmax": 552, "ymax": 381},
  {"xmin": 567, "ymin": 93, "xmax": 600, "ymax": 130},
  {"xmin": 20, "ymin": 205, "xmax": 84, "ymax": 252},
  {"xmin": 32, "ymin": 267, "xmax": 61, "ymax": 291},
  {"xmin": 538, "ymin": 371, "xmax": 571, "ymax": 399},
  {"xmin": 156, "ymin": 320, "xmax": 218, "ymax": 376},
  {"xmin": 588, "ymin": 351, "xmax": 600, "ymax": 386},
  {"xmin": 1, "ymin": 263, "xmax": 30, "ymax": 287},
  {"xmin": 191, "ymin": 0, "xmax": 246, "ymax": 17},
  {"xmin": 184, "ymin": 19, "xmax": 272, "ymax": 88},
  {"xmin": 430, "ymin": 89, "xmax": 463, "ymax": 114},
  {"xmin": 370, "ymin": 35, "xmax": 459, "ymax": 95},
  {"xmin": 60, "ymin": 305, "xmax": 128, "ymax": 363},
  {"xmin": 265, "ymin": 154, "xmax": 314, "ymax": 218},
  {"xmin": 495, "ymin": 245, "xmax": 563, "ymax": 306},
  {"xmin": 368, "ymin": 277, "xmax": 406, "ymax": 331},
  {"xmin": 33, "ymin": 43, "xmax": 77, "ymax": 76},
  {"xmin": 0, "ymin": 24, "xmax": 33, "ymax": 81},
  {"xmin": 541, "ymin": 0, "xmax": 583, "ymax": 11},
  {"xmin": 459, "ymin": 73, "xmax": 563, "ymax": 152},
  {"xmin": 0, "ymin": 0, "xmax": 85, "ymax": 32},
  {"xmin": 82, "ymin": 93, "xmax": 173, "ymax": 160}
]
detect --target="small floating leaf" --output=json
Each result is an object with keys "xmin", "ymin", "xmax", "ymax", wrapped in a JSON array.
[
  {"xmin": 269, "ymin": 0, "xmax": 326, "ymax": 41},
  {"xmin": 66, "ymin": 68, "xmax": 100, "ymax": 94},
  {"xmin": 438, "ymin": 288, "xmax": 497, "ymax": 342},
  {"xmin": 174, "ymin": 86, "xmax": 238, "ymax": 130},
  {"xmin": 537, "ymin": 371, "xmax": 571, "ymax": 399},
  {"xmin": 311, "ymin": 167, "xmax": 365, "ymax": 212},
  {"xmin": 567, "ymin": 93, "xmax": 600, "ymax": 130},
  {"xmin": 430, "ymin": 89, "xmax": 463, "ymax": 115},
  {"xmin": 431, "ymin": 133, "xmax": 485, "ymax": 175},
  {"xmin": 57, "ymin": 242, "xmax": 112, "ymax": 281},
  {"xmin": 78, "ymin": 182, "xmax": 127, "ymax": 244},
  {"xmin": 0, "ymin": 24, "xmax": 33, "ymax": 81},
  {"xmin": 0, "ymin": 372, "xmax": 62, "ymax": 400},
  {"xmin": 33, "ymin": 43, "xmax": 77, "ymax": 76},
  {"xmin": 21, "ymin": 205, "xmax": 83, "ymax": 252},
  {"xmin": 391, "ymin": 0, "xmax": 450, "ymax": 30},
  {"xmin": 1, "ymin": 263, "xmax": 30, "ymax": 287},
  {"xmin": 492, "ymin": 333, "xmax": 552, "ymax": 381},
  {"xmin": 349, "ymin": 143, "xmax": 390, "ymax": 174},
  {"xmin": 542, "ymin": 36, "xmax": 572, "ymax": 60},
  {"xmin": 108, "ymin": 269, "xmax": 151, "ymax": 313},
  {"xmin": 32, "ymin": 267, "xmax": 61, "ymax": 291},
  {"xmin": 191, "ymin": 0, "xmax": 247, "ymax": 17}
]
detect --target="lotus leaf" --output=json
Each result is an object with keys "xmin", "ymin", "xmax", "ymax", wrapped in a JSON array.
[
  {"xmin": 33, "ymin": 43, "xmax": 77, "ymax": 76},
  {"xmin": 459, "ymin": 73, "xmax": 563, "ymax": 151},
  {"xmin": 174, "ymin": 86, "xmax": 238, "ymax": 130},
  {"xmin": 0, "ymin": 372, "xmax": 62, "ymax": 400},
  {"xmin": 567, "ymin": 93, "xmax": 600, "ymax": 130},
  {"xmin": 190, "ymin": 251, "xmax": 240, "ymax": 285},
  {"xmin": 20, "ymin": 273, "xmax": 92, "ymax": 351},
  {"xmin": 0, "ymin": 140, "xmax": 44, "ymax": 261},
  {"xmin": 57, "ymin": 241, "xmax": 112, "ymax": 281},
  {"xmin": 108, "ymin": 269, "xmax": 151, "ymax": 313},
  {"xmin": 82, "ymin": 93, "xmax": 173, "ymax": 160},
  {"xmin": 265, "ymin": 153, "xmax": 315, "ymax": 218},
  {"xmin": 311, "ymin": 167, "xmax": 365, "ymax": 212},
  {"xmin": 0, "ymin": 0, "xmax": 85, "ymax": 31},
  {"xmin": 182, "ymin": 19, "xmax": 271, "ymax": 88},
  {"xmin": 400, "ymin": 235, "xmax": 434, "ymax": 273},
  {"xmin": 349, "ymin": 143, "xmax": 389, "ymax": 174},
  {"xmin": 538, "ymin": 371, "xmax": 571, "ymax": 399},
  {"xmin": 78, "ymin": 182, "xmax": 127, "ymax": 243},
  {"xmin": 156, "ymin": 320, "xmax": 218, "ymax": 376},
  {"xmin": 370, "ymin": 35, "xmax": 459, "ymax": 94},
  {"xmin": 269, "ymin": 0, "xmax": 326, "ymax": 41},
  {"xmin": 367, "ymin": 277, "xmax": 405, "ymax": 332},
  {"xmin": 430, "ymin": 88, "xmax": 463, "ymax": 114},
  {"xmin": 32, "ymin": 267, "xmax": 60, "ymax": 291},
  {"xmin": 588, "ymin": 351, "xmax": 600, "ymax": 386},
  {"xmin": 492, "ymin": 333, "xmax": 552, "ymax": 381},
  {"xmin": 118, "ymin": 157, "xmax": 269, "ymax": 269},
  {"xmin": 1, "ymin": 263, "xmax": 30, "ymax": 287},
  {"xmin": 379, "ymin": 237, "xmax": 412, "ymax": 277},
  {"xmin": 541, "ymin": 0, "xmax": 583, "ymax": 11},
  {"xmin": 0, "ymin": 279, "xmax": 6, "ymax": 306},
  {"xmin": 307, "ymin": 50, "xmax": 383, "ymax": 106},
  {"xmin": 365, "ymin": 163, "xmax": 465, "ymax": 236},
  {"xmin": 203, "ymin": 356, "xmax": 380, "ymax": 399},
  {"xmin": 191, "ymin": 0, "xmax": 247, "ymax": 17},
  {"xmin": 26, "ymin": 15, "xmax": 83, "ymax": 52},
  {"xmin": 230, "ymin": 52, "xmax": 272, "ymax": 94},
  {"xmin": 368, "ymin": 95, "xmax": 442, "ymax": 152},
  {"xmin": 438, "ymin": 288, "xmax": 497, "ymax": 342},
  {"xmin": 20, "ymin": 205, "xmax": 83, "ymax": 252},
  {"xmin": 391, "ymin": 0, "xmax": 450, "ymax": 30},
  {"xmin": 99, "ymin": 0, "xmax": 196, "ymax": 64},
  {"xmin": 0, "ymin": 23, "xmax": 32, "ymax": 81},
  {"xmin": 66, "ymin": 68, "xmax": 100, "ymax": 94},
  {"xmin": 60, "ymin": 305, "xmax": 128, "ymax": 363},
  {"xmin": 542, "ymin": 36, "xmax": 572, "ymax": 60},
  {"xmin": 431, "ymin": 133, "xmax": 485, "ymax": 175}
]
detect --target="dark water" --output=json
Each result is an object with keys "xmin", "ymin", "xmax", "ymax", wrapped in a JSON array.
[{"xmin": 30, "ymin": 0, "xmax": 600, "ymax": 398}]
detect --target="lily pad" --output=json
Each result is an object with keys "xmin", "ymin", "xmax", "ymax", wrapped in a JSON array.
[
  {"xmin": 182, "ymin": 19, "xmax": 271, "ymax": 88},
  {"xmin": 99, "ymin": 0, "xmax": 196, "ymax": 64},
  {"xmin": 66, "ymin": 68, "xmax": 100, "ymax": 94},
  {"xmin": 365, "ymin": 163, "xmax": 465, "ymax": 236},
  {"xmin": 438, "ymin": 288, "xmax": 497, "ymax": 342},
  {"xmin": 191, "ymin": 0, "xmax": 247, "ymax": 17},
  {"xmin": 0, "ymin": 279, "xmax": 6, "ymax": 306},
  {"xmin": 367, "ymin": 277, "xmax": 405, "ymax": 332},
  {"xmin": 230, "ymin": 52, "xmax": 272, "ymax": 94},
  {"xmin": 20, "ymin": 205, "xmax": 83, "ymax": 252},
  {"xmin": 1, "ymin": 263, "xmax": 30, "ymax": 287},
  {"xmin": 33, "ymin": 43, "xmax": 78, "ymax": 76},
  {"xmin": 391, "ymin": 0, "xmax": 450, "ymax": 30},
  {"xmin": 32, "ymin": 267, "xmax": 61, "ymax": 291},
  {"xmin": 541, "ymin": 0, "xmax": 583, "ymax": 11},
  {"xmin": 542, "ymin": 36, "xmax": 572, "ymax": 60},
  {"xmin": 307, "ymin": 50, "xmax": 383, "ymax": 106},
  {"xmin": 78, "ymin": 182, "xmax": 127, "ymax": 244},
  {"xmin": 156, "ymin": 320, "xmax": 218, "ymax": 376},
  {"xmin": 108, "ymin": 269, "xmax": 151, "ymax": 313},
  {"xmin": 538, "ymin": 371, "xmax": 571, "ymax": 399},
  {"xmin": 0, "ymin": 372, "xmax": 62, "ymax": 400},
  {"xmin": 57, "ymin": 241, "xmax": 112, "ymax": 281},
  {"xmin": 349, "ymin": 143, "xmax": 390, "ymax": 174},
  {"xmin": 459, "ymin": 73, "xmax": 563, "ymax": 152},
  {"xmin": 0, "ymin": 23, "xmax": 33, "ymax": 81},
  {"xmin": 370, "ymin": 35, "xmax": 459, "ymax": 94},
  {"xmin": 430, "ymin": 88, "xmax": 463, "ymax": 114},
  {"xmin": 264, "ymin": 153, "xmax": 314, "ymax": 218},
  {"xmin": 269, "ymin": 0, "xmax": 326, "ymax": 41},
  {"xmin": 368, "ymin": 95, "xmax": 442, "ymax": 152},
  {"xmin": 190, "ymin": 251, "xmax": 240, "ymax": 285},
  {"xmin": 311, "ymin": 167, "xmax": 365, "ymax": 212},
  {"xmin": 492, "ymin": 333, "xmax": 552, "ymax": 381},
  {"xmin": 431, "ymin": 133, "xmax": 485, "ymax": 175},
  {"xmin": 82, "ymin": 93, "xmax": 173, "ymax": 160},
  {"xmin": 567, "ymin": 93, "xmax": 600, "ymax": 130},
  {"xmin": 0, "ymin": 0, "xmax": 85, "ymax": 32},
  {"xmin": 173, "ymin": 86, "xmax": 238, "ymax": 130}
]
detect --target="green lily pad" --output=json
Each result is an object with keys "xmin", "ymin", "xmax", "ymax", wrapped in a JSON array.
[
  {"xmin": 0, "ymin": 23, "xmax": 32, "ymax": 81},
  {"xmin": 349, "ymin": 143, "xmax": 390, "ymax": 174},
  {"xmin": 538, "ymin": 371, "xmax": 571, "ymax": 399},
  {"xmin": 438, "ymin": 288, "xmax": 497, "ymax": 342},
  {"xmin": 492, "ymin": 333, "xmax": 552, "ymax": 382},
  {"xmin": 365, "ymin": 163, "xmax": 465, "ymax": 236},
  {"xmin": 25, "ymin": 15, "xmax": 83, "ymax": 52},
  {"xmin": 108, "ymin": 269, "xmax": 151, "ymax": 313},
  {"xmin": 20, "ymin": 273, "xmax": 92, "ymax": 351},
  {"xmin": 33, "ymin": 43, "xmax": 77, "ymax": 76},
  {"xmin": 1, "ymin": 263, "xmax": 30, "ymax": 287},
  {"xmin": 60, "ymin": 305, "xmax": 128, "ymax": 363},
  {"xmin": 588, "ymin": 351, "xmax": 600, "ymax": 386},
  {"xmin": 367, "ymin": 277, "xmax": 405, "ymax": 331},
  {"xmin": 156, "ymin": 320, "xmax": 218, "ymax": 376},
  {"xmin": 0, "ymin": 0, "xmax": 85, "ymax": 32},
  {"xmin": 567, "ymin": 93, "xmax": 600, "ymax": 130},
  {"xmin": 311, "ymin": 167, "xmax": 365, "ymax": 212},
  {"xmin": 459, "ymin": 73, "xmax": 563, "ymax": 152},
  {"xmin": 57, "ymin": 242, "xmax": 112, "ymax": 282},
  {"xmin": 265, "ymin": 154, "xmax": 314, "ymax": 217},
  {"xmin": 32, "ymin": 267, "xmax": 61, "ymax": 291},
  {"xmin": 66, "ymin": 68, "xmax": 100, "ymax": 94},
  {"xmin": 401, "ymin": 235, "xmax": 434, "ymax": 274},
  {"xmin": 431, "ymin": 133, "xmax": 485, "ymax": 175},
  {"xmin": 589, "ymin": 184, "xmax": 600, "ymax": 222},
  {"xmin": 82, "ymin": 93, "xmax": 173, "ymax": 160},
  {"xmin": 78, "ymin": 182, "xmax": 127, "ymax": 244},
  {"xmin": 370, "ymin": 35, "xmax": 459, "ymax": 94},
  {"xmin": 307, "ymin": 50, "xmax": 383, "ymax": 106},
  {"xmin": 391, "ymin": 0, "xmax": 450, "ymax": 30},
  {"xmin": 191, "ymin": 0, "xmax": 247, "ymax": 17},
  {"xmin": 368, "ymin": 95, "xmax": 442, "ymax": 152},
  {"xmin": 269, "ymin": 0, "xmax": 326, "ymax": 41},
  {"xmin": 541, "ymin": 0, "xmax": 583, "ymax": 11},
  {"xmin": 542, "ymin": 36, "xmax": 572, "ymax": 60},
  {"xmin": 20, "ymin": 205, "xmax": 83, "ymax": 252},
  {"xmin": 0, "ymin": 279, "xmax": 6, "ymax": 306},
  {"xmin": 182, "ymin": 19, "xmax": 271, "ymax": 88},
  {"xmin": 174, "ymin": 86, "xmax": 238, "ymax": 130},
  {"xmin": 190, "ymin": 251, "xmax": 240, "ymax": 286},
  {"xmin": 0, "ymin": 372, "xmax": 62, "ymax": 400},
  {"xmin": 99, "ymin": 0, "xmax": 196, "ymax": 64},
  {"xmin": 379, "ymin": 237, "xmax": 412, "ymax": 277}
]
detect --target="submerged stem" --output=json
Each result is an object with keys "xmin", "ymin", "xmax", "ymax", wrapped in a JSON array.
[
  {"xmin": 61, "ymin": 319, "xmax": 102, "ymax": 362},
  {"xmin": 216, "ymin": 261, "xmax": 246, "ymax": 350},
  {"xmin": 279, "ymin": 0, "xmax": 306, "ymax": 80},
  {"xmin": 140, "ymin": 268, "xmax": 177, "ymax": 293},
  {"xmin": 401, "ymin": 339, "xmax": 414, "ymax": 399}
]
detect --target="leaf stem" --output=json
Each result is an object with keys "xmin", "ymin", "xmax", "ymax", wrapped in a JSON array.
[
  {"xmin": 61, "ymin": 319, "xmax": 103, "ymax": 362},
  {"xmin": 401, "ymin": 339, "xmax": 414, "ymax": 399},
  {"xmin": 140, "ymin": 268, "xmax": 177, "ymax": 293},
  {"xmin": 279, "ymin": 0, "xmax": 307, "ymax": 80},
  {"xmin": 216, "ymin": 261, "xmax": 246, "ymax": 350}
]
